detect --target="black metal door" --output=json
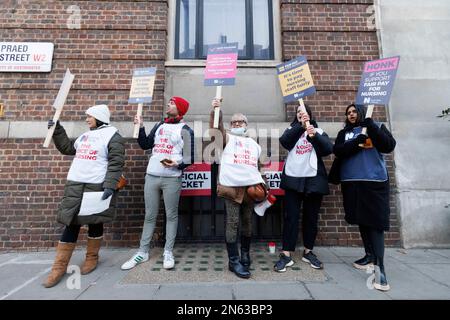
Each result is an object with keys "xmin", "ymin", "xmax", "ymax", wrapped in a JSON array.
[{"xmin": 177, "ymin": 164, "xmax": 283, "ymax": 241}]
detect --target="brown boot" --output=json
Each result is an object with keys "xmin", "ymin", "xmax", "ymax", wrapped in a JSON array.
[
  {"xmin": 80, "ymin": 237, "xmax": 102, "ymax": 275},
  {"xmin": 43, "ymin": 242, "xmax": 76, "ymax": 288}
]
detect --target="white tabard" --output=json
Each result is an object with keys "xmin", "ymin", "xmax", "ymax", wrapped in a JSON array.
[
  {"xmin": 284, "ymin": 128, "xmax": 323, "ymax": 178},
  {"xmin": 146, "ymin": 122, "xmax": 185, "ymax": 177},
  {"xmin": 219, "ymin": 134, "xmax": 264, "ymax": 187},
  {"xmin": 67, "ymin": 126, "xmax": 118, "ymax": 183}
]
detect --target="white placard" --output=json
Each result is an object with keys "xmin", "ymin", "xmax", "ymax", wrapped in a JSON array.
[
  {"xmin": 0, "ymin": 42, "xmax": 54, "ymax": 72},
  {"xmin": 78, "ymin": 192, "xmax": 112, "ymax": 216}
]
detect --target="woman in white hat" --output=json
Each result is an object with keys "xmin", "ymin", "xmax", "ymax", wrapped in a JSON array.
[{"xmin": 43, "ymin": 104, "xmax": 125, "ymax": 288}]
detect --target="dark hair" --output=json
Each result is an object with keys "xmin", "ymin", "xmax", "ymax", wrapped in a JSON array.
[
  {"xmin": 344, "ymin": 103, "xmax": 365, "ymax": 127},
  {"xmin": 291, "ymin": 103, "xmax": 313, "ymax": 124},
  {"xmin": 95, "ymin": 119, "xmax": 107, "ymax": 128}
]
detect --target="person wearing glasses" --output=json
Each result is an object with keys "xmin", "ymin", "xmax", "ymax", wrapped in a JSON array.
[
  {"xmin": 333, "ymin": 103, "xmax": 396, "ymax": 291},
  {"xmin": 210, "ymin": 98, "xmax": 267, "ymax": 279},
  {"xmin": 274, "ymin": 104, "xmax": 333, "ymax": 272}
]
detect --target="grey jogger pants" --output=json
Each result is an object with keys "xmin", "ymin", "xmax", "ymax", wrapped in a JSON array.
[{"xmin": 139, "ymin": 174, "xmax": 182, "ymax": 253}]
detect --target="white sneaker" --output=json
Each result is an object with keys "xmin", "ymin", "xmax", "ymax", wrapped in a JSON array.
[
  {"xmin": 121, "ymin": 252, "xmax": 149, "ymax": 270},
  {"xmin": 163, "ymin": 250, "xmax": 175, "ymax": 269}
]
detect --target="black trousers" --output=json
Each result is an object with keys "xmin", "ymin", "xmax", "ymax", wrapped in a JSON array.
[
  {"xmin": 359, "ymin": 224, "xmax": 385, "ymax": 268},
  {"xmin": 60, "ymin": 224, "xmax": 104, "ymax": 243},
  {"xmin": 282, "ymin": 190, "xmax": 323, "ymax": 252}
]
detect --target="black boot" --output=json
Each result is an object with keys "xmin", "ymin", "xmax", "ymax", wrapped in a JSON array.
[
  {"xmin": 226, "ymin": 242, "xmax": 250, "ymax": 279},
  {"xmin": 240, "ymin": 248, "xmax": 251, "ymax": 271},
  {"xmin": 353, "ymin": 253, "xmax": 375, "ymax": 270},
  {"xmin": 240, "ymin": 236, "xmax": 251, "ymax": 271},
  {"xmin": 373, "ymin": 257, "xmax": 390, "ymax": 291}
]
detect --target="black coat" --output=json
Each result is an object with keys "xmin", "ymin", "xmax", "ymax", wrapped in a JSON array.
[
  {"xmin": 279, "ymin": 120, "xmax": 333, "ymax": 195},
  {"xmin": 333, "ymin": 119, "xmax": 396, "ymax": 230}
]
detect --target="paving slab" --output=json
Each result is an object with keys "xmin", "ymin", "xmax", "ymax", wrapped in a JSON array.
[
  {"xmin": 305, "ymin": 263, "xmax": 391, "ymax": 300},
  {"xmin": 407, "ymin": 264, "xmax": 450, "ymax": 288},
  {"xmin": 428, "ymin": 249, "xmax": 450, "ymax": 259},
  {"xmin": 308, "ymin": 247, "xmax": 343, "ymax": 264},
  {"xmin": 232, "ymin": 282, "xmax": 311, "ymax": 300},
  {"xmin": 121, "ymin": 245, "xmax": 326, "ymax": 285},
  {"xmin": 327, "ymin": 247, "xmax": 364, "ymax": 258},
  {"xmin": 0, "ymin": 254, "xmax": 17, "ymax": 266},
  {"xmin": 386, "ymin": 249, "xmax": 450, "ymax": 264},
  {"xmin": 77, "ymin": 268, "xmax": 160, "ymax": 300},
  {"xmin": 0, "ymin": 264, "xmax": 51, "ymax": 300},
  {"xmin": 154, "ymin": 283, "xmax": 233, "ymax": 300},
  {"xmin": 383, "ymin": 262, "xmax": 450, "ymax": 300}
]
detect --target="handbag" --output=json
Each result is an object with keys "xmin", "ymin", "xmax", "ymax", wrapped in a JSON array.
[
  {"xmin": 246, "ymin": 183, "xmax": 268, "ymax": 202},
  {"xmin": 328, "ymin": 157, "xmax": 341, "ymax": 185}
]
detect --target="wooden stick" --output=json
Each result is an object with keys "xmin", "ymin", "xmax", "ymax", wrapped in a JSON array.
[
  {"xmin": 298, "ymin": 99, "xmax": 313, "ymax": 138},
  {"xmin": 43, "ymin": 69, "xmax": 75, "ymax": 148},
  {"xmin": 213, "ymin": 86, "xmax": 222, "ymax": 129},
  {"xmin": 359, "ymin": 104, "xmax": 375, "ymax": 147},
  {"xmin": 133, "ymin": 103, "xmax": 143, "ymax": 139}
]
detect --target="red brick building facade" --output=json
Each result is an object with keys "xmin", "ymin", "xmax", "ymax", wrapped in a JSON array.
[{"xmin": 0, "ymin": 0, "xmax": 400, "ymax": 250}]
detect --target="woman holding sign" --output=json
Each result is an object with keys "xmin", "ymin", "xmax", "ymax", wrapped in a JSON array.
[
  {"xmin": 274, "ymin": 104, "xmax": 333, "ymax": 272},
  {"xmin": 333, "ymin": 103, "xmax": 396, "ymax": 291},
  {"xmin": 210, "ymin": 98, "xmax": 267, "ymax": 279},
  {"xmin": 44, "ymin": 105, "xmax": 125, "ymax": 288}
]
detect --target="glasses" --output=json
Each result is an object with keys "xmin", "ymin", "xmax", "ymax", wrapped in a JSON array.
[
  {"xmin": 346, "ymin": 110, "xmax": 358, "ymax": 116},
  {"xmin": 231, "ymin": 120, "xmax": 246, "ymax": 125}
]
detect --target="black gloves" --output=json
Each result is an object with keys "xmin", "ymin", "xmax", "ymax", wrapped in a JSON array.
[
  {"xmin": 355, "ymin": 133, "xmax": 368, "ymax": 144},
  {"xmin": 101, "ymin": 188, "xmax": 114, "ymax": 200},
  {"xmin": 361, "ymin": 117, "xmax": 375, "ymax": 129},
  {"xmin": 47, "ymin": 120, "xmax": 59, "ymax": 129}
]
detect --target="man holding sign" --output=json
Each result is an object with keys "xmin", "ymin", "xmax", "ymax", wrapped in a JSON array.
[
  {"xmin": 121, "ymin": 97, "xmax": 194, "ymax": 271},
  {"xmin": 332, "ymin": 56, "xmax": 400, "ymax": 292}
]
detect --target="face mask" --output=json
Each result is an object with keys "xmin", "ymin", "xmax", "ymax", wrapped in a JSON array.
[{"xmin": 230, "ymin": 127, "xmax": 247, "ymax": 135}]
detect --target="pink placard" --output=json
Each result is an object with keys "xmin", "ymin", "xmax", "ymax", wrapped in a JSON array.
[
  {"xmin": 204, "ymin": 53, "xmax": 238, "ymax": 79},
  {"xmin": 364, "ymin": 56, "xmax": 400, "ymax": 73}
]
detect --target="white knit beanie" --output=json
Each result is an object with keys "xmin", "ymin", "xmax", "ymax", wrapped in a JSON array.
[{"xmin": 85, "ymin": 104, "xmax": 110, "ymax": 124}]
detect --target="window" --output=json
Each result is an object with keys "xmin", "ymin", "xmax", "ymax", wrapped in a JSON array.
[{"xmin": 175, "ymin": 0, "xmax": 274, "ymax": 60}]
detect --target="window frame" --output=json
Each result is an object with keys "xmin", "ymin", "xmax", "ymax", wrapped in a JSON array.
[{"xmin": 174, "ymin": 0, "xmax": 275, "ymax": 61}]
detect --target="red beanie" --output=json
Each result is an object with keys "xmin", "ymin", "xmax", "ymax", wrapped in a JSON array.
[{"xmin": 170, "ymin": 96, "xmax": 190, "ymax": 117}]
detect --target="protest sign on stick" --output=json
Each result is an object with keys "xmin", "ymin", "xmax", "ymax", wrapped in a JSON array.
[
  {"xmin": 356, "ymin": 56, "xmax": 400, "ymax": 143},
  {"xmin": 204, "ymin": 43, "xmax": 238, "ymax": 128},
  {"xmin": 43, "ymin": 69, "xmax": 75, "ymax": 148},
  {"xmin": 128, "ymin": 67, "xmax": 156, "ymax": 138},
  {"xmin": 277, "ymin": 56, "xmax": 316, "ymax": 137}
]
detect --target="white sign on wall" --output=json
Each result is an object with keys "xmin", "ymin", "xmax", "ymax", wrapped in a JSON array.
[{"xmin": 0, "ymin": 42, "xmax": 54, "ymax": 72}]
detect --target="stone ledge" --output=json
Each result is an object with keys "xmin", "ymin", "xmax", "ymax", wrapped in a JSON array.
[{"xmin": 0, "ymin": 121, "xmax": 346, "ymax": 139}]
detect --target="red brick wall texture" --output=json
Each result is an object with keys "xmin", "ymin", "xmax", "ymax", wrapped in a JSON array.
[{"xmin": 0, "ymin": 0, "xmax": 401, "ymax": 250}]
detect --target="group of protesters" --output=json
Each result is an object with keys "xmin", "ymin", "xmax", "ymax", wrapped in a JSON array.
[{"xmin": 43, "ymin": 96, "xmax": 395, "ymax": 292}]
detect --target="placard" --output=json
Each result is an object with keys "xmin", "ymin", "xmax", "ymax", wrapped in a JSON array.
[
  {"xmin": 356, "ymin": 56, "xmax": 400, "ymax": 105},
  {"xmin": 204, "ymin": 43, "xmax": 238, "ymax": 86},
  {"xmin": 128, "ymin": 67, "xmax": 156, "ymax": 104},
  {"xmin": 277, "ymin": 56, "xmax": 316, "ymax": 103}
]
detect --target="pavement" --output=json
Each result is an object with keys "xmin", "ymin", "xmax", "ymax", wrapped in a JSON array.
[{"xmin": 0, "ymin": 244, "xmax": 449, "ymax": 300}]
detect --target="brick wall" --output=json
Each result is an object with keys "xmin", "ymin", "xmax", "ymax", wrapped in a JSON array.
[
  {"xmin": 0, "ymin": 0, "xmax": 170, "ymax": 250},
  {"xmin": 0, "ymin": 0, "xmax": 401, "ymax": 250},
  {"xmin": 281, "ymin": 0, "xmax": 400, "ymax": 246}
]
